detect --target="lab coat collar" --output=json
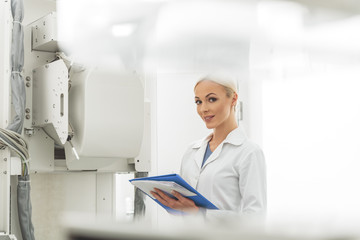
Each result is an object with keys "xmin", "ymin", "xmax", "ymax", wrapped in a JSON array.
[
  {"xmin": 223, "ymin": 127, "xmax": 247, "ymax": 146},
  {"xmin": 191, "ymin": 127, "xmax": 247, "ymax": 149},
  {"xmin": 191, "ymin": 134, "xmax": 212, "ymax": 149},
  {"xmin": 191, "ymin": 127, "xmax": 247, "ymax": 169}
]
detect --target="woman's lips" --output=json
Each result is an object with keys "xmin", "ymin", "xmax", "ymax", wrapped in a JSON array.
[{"xmin": 204, "ymin": 115, "xmax": 215, "ymax": 122}]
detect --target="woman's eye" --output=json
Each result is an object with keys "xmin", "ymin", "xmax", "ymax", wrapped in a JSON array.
[
  {"xmin": 209, "ymin": 97, "xmax": 217, "ymax": 103},
  {"xmin": 195, "ymin": 100, "xmax": 202, "ymax": 105}
]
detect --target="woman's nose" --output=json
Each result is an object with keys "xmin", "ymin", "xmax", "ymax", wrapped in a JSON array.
[{"xmin": 200, "ymin": 102, "xmax": 208, "ymax": 112}]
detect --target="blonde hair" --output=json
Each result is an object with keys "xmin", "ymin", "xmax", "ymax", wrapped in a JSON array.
[{"xmin": 194, "ymin": 73, "xmax": 238, "ymax": 98}]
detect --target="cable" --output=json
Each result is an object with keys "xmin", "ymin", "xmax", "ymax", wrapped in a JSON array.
[{"xmin": 0, "ymin": 128, "xmax": 29, "ymax": 176}]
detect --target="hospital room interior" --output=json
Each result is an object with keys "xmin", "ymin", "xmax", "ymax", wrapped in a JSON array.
[{"xmin": 1, "ymin": 0, "xmax": 360, "ymax": 239}]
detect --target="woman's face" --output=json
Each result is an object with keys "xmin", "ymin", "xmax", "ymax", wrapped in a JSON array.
[{"xmin": 194, "ymin": 80, "xmax": 235, "ymax": 129}]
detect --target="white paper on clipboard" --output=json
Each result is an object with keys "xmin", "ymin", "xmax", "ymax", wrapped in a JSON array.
[{"xmin": 131, "ymin": 180, "xmax": 197, "ymax": 199}]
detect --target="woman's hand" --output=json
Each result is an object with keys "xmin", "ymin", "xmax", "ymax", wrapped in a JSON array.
[{"xmin": 150, "ymin": 188, "xmax": 199, "ymax": 214}]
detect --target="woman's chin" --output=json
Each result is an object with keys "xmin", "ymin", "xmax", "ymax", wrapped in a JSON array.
[{"xmin": 205, "ymin": 123, "xmax": 215, "ymax": 129}]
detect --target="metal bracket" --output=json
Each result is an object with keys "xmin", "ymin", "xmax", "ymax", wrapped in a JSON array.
[
  {"xmin": 32, "ymin": 60, "xmax": 68, "ymax": 145},
  {"xmin": 0, "ymin": 149, "xmax": 11, "ymax": 234}
]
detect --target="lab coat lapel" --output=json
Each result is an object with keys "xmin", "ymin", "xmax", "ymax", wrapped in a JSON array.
[
  {"xmin": 194, "ymin": 141, "xmax": 208, "ymax": 170},
  {"xmin": 198, "ymin": 127, "xmax": 247, "ymax": 170},
  {"xmin": 201, "ymin": 143, "xmax": 223, "ymax": 169},
  {"xmin": 192, "ymin": 133, "xmax": 213, "ymax": 170}
]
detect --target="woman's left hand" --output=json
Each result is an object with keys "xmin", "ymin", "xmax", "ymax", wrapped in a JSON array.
[{"xmin": 150, "ymin": 188, "xmax": 199, "ymax": 214}]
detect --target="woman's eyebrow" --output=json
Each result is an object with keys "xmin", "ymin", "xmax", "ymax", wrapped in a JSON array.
[
  {"xmin": 195, "ymin": 93, "xmax": 217, "ymax": 99},
  {"xmin": 206, "ymin": 93, "xmax": 216, "ymax": 98}
]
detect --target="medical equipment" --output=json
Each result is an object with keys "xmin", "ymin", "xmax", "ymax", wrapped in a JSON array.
[{"xmin": 0, "ymin": 1, "xmax": 151, "ymax": 239}]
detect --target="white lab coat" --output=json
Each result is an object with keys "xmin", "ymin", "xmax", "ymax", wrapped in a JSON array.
[{"xmin": 180, "ymin": 127, "xmax": 267, "ymax": 220}]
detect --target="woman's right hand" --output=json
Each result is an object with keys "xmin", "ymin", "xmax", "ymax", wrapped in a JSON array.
[{"xmin": 150, "ymin": 188, "xmax": 199, "ymax": 214}]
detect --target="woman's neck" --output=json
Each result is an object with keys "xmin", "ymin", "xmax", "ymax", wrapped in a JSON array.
[{"xmin": 209, "ymin": 117, "xmax": 238, "ymax": 149}]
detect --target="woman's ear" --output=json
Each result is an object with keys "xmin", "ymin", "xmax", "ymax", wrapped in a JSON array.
[{"xmin": 232, "ymin": 92, "xmax": 238, "ymax": 106}]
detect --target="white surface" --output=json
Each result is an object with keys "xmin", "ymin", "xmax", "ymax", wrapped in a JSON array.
[
  {"xmin": 31, "ymin": 12, "xmax": 58, "ymax": 52},
  {"xmin": 28, "ymin": 128, "xmax": 54, "ymax": 173},
  {"xmin": 250, "ymin": 3, "xmax": 360, "ymax": 230},
  {"xmin": 131, "ymin": 180, "xmax": 197, "ymax": 199},
  {"xmin": 68, "ymin": 67, "xmax": 144, "ymax": 158},
  {"xmin": 23, "ymin": 0, "xmax": 56, "ymax": 26},
  {"xmin": 57, "ymin": 0, "xmax": 161, "ymax": 67},
  {"xmin": 30, "ymin": 173, "xmax": 98, "ymax": 240},
  {"xmin": 61, "ymin": 213, "xmax": 360, "ymax": 240},
  {"xmin": 96, "ymin": 173, "xmax": 115, "ymax": 217},
  {"xmin": 155, "ymin": 1, "xmax": 253, "ymax": 77},
  {"xmin": 23, "ymin": 20, "xmax": 57, "ymax": 131},
  {"xmin": 0, "ymin": 0, "xmax": 11, "ymax": 129},
  {"xmin": 115, "ymin": 173, "xmax": 134, "ymax": 222},
  {"xmin": 32, "ymin": 59, "xmax": 69, "ymax": 144},
  {"xmin": 64, "ymin": 66, "xmax": 144, "ymax": 170},
  {"xmin": 0, "ymin": 150, "xmax": 11, "ymax": 234},
  {"xmin": 9, "ymin": 157, "xmax": 21, "ymax": 176},
  {"xmin": 264, "ymin": 71, "xmax": 360, "ymax": 223},
  {"xmin": 0, "ymin": 1, "xmax": 11, "ymax": 234},
  {"xmin": 134, "ymin": 100, "xmax": 151, "ymax": 172}
]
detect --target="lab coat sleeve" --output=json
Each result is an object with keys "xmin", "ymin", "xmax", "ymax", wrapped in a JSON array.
[{"xmin": 239, "ymin": 147, "xmax": 267, "ymax": 215}]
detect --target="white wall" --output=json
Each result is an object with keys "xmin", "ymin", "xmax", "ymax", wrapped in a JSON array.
[
  {"xmin": 252, "ymin": 1, "xmax": 360, "ymax": 233},
  {"xmin": 263, "ymin": 65, "xmax": 360, "ymax": 228}
]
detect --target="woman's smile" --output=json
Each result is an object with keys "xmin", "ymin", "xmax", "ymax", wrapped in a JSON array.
[{"xmin": 204, "ymin": 115, "xmax": 215, "ymax": 122}]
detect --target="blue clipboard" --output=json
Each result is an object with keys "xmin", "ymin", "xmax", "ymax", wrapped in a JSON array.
[{"xmin": 129, "ymin": 174, "xmax": 218, "ymax": 214}]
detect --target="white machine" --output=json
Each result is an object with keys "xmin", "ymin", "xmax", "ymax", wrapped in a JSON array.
[
  {"xmin": 23, "ymin": 11, "xmax": 149, "ymax": 172},
  {"xmin": 0, "ymin": 1, "xmax": 152, "ymax": 239}
]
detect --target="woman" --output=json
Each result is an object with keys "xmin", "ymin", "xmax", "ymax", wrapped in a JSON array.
[{"xmin": 151, "ymin": 75, "xmax": 267, "ymax": 219}]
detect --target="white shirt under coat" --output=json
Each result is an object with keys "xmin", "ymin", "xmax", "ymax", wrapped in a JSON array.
[{"xmin": 180, "ymin": 127, "xmax": 267, "ymax": 219}]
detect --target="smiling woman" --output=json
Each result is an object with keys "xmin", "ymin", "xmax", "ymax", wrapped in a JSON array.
[
  {"xmin": 151, "ymin": 74, "xmax": 267, "ymax": 221},
  {"xmin": 194, "ymin": 76, "xmax": 238, "ymax": 136}
]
